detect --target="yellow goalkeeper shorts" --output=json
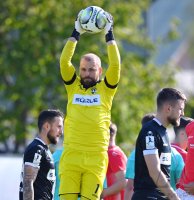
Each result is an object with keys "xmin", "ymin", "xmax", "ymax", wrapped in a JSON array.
[{"xmin": 59, "ymin": 148, "xmax": 108, "ymax": 200}]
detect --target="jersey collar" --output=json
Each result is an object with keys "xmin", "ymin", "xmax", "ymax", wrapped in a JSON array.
[
  {"xmin": 35, "ymin": 137, "xmax": 47, "ymax": 146},
  {"xmin": 153, "ymin": 118, "xmax": 167, "ymax": 130},
  {"xmin": 153, "ymin": 117, "xmax": 162, "ymax": 126}
]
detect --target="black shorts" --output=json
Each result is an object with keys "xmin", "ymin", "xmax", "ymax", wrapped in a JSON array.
[{"xmin": 131, "ymin": 190, "xmax": 168, "ymax": 200}]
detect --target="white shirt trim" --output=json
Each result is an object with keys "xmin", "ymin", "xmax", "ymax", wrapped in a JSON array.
[
  {"xmin": 24, "ymin": 162, "xmax": 40, "ymax": 168},
  {"xmin": 143, "ymin": 149, "xmax": 158, "ymax": 155},
  {"xmin": 35, "ymin": 137, "xmax": 46, "ymax": 145},
  {"xmin": 153, "ymin": 118, "xmax": 162, "ymax": 126}
]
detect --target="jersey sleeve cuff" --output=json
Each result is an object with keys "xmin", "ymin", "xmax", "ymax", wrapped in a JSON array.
[
  {"xmin": 143, "ymin": 148, "xmax": 158, "ymax": 155},
  {"xmin": 25, "ymin": 162, "xmax": 40, "ymax": 168}
]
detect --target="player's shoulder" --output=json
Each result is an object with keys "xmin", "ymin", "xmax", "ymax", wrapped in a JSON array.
[
  {"xmin": 108, "ymin": 146, "xmax": 125, "ymax": 158},
  {"xmin": 24, "ymin": 138, "xmax": 46, "ymax": 155},
  {"xmin": 171, "ymin": 146, "xmax": 183, "ymax": 158},
  {"xmin": 141, "ymin": 119, "xmax": 163, "ymax": 136},
  {"xmin": 171, "ymin": 146, "xmax": 184, "ymax": 167},
  {"xmin": 139, "ymin": 121, "xmax": 155, "ymax": 136},
  {"xmin": 65, "ymin": 74, "xmax": 79, "ymax": 88}
]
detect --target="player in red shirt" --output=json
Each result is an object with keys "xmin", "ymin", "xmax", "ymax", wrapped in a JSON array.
[
  {"xmin": 101, "ymin": 122, "xmax": 127, "ymax": 200},
  {"xmin": 171, "ymin": 117, "xmax": 192, "ymax": 162},
  {"xmin": 176, "ymin": 120, "xmax": 194, "ymax": 199}
]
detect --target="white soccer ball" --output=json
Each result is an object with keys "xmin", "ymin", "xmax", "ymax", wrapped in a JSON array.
[{"xmin": 79, "ymin": 6, "xmax": 107, "ymax": 33}]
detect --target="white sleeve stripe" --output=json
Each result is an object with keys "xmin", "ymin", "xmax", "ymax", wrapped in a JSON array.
[
  {"xmin": 24, "ymin": 162, "xmax": 40, "ymax": 168},
  {"xmin": 143, "ymin": 149, "xmax": 158, "ymax": 155}
]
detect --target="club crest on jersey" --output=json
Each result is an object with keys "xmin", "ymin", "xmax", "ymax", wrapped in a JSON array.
[
  {"xmin": 146, "ymin": 131, "xmax": 155, "ymax": 149},
  {"xmin": 91, "ymin": 87, "xmax": 97, "ymax": 94}
]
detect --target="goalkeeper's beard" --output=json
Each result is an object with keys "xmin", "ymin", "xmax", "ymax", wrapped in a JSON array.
[{"xmin": 81, "ymin": 77, "xmax": 97, "ymax": 89}]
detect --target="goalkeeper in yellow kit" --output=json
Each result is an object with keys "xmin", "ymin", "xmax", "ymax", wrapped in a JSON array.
[{"xmin": 59, "ymin": 11, "xmax": 121, "ymax": 200}]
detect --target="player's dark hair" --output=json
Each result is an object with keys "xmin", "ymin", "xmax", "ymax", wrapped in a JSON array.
[
  {"xmin": 173, "ymin": 116, "xmax": 193, "ymax": 135},
  {"xmin": 38, "ymin": 109, "xmax": 64, "ymax": 132},
  {"xmin": 141, "ymin": 113, "xmax": 156, "ymax": 126},
  {"xmin": 157, "ymin": 88, "xmax": 186, "ymax": 110}
]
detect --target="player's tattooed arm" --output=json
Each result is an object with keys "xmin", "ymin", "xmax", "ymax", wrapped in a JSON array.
[
  {"xmin": 23, "ymin": 165, "xmax": 39, "ymax": 200},
  {"xmin": 144, "ymin": 154, "xmax": 180, "ymax": 200}
]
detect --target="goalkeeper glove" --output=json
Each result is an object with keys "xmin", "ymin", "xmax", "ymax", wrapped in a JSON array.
[
  {"xmin": 71, "ymin": 10, "xmax": 86, "ymax": 40},
  {"xmin": 104, "ymin": 12, "xmax": 114, "ymax": 42}
]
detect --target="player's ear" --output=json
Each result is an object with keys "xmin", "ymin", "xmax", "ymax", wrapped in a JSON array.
[
  {"xmin": 164, "ymin": 103, "xmax": 171, "ymax": 113},
  {"xmin": 42, "ymin": 122, "xmax": 51, "ymax": 131},
  {"xmin": 99, "ymin": 67, "xmax": 102, "ymax": 76}
]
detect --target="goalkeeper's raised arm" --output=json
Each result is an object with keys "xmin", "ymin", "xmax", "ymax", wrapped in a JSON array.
[
  {"xmin": 104, "ymin": 12, "xmax": 121, "ymax": 88},
  {"xmin": 60, "ymin": 9, "xmax": 85, "ymax": 83}
]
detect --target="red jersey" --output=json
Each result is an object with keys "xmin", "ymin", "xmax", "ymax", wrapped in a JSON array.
[
  {"xmin": 178, "ymin": 121, "xmax": 194, "ymax": 190},
  {"xmin": 171, "ymin": 143, "xmax": 187, "ymax": 162},
  {"xmin": 105, "ymin": 145, "xmax": 127, "ymax": 200}
]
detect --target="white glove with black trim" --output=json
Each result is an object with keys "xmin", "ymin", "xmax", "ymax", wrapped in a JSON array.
[
  {"xmin": 75, "ymin": 10, "xmax": 86, "ymax": 35},
  {"xmin": 104, "ymin": 11, "xmax": 113, "ymax": 35}
]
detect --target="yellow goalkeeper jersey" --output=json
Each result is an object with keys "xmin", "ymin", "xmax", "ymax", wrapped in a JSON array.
[{"xmin": 60, "ymin": 40, "xmax": 120, "ymax": 152}]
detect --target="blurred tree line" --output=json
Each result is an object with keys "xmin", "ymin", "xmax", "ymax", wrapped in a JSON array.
[{"xmin": 0, "ymin": 0, "xmax": 192, "ymax": 154}]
